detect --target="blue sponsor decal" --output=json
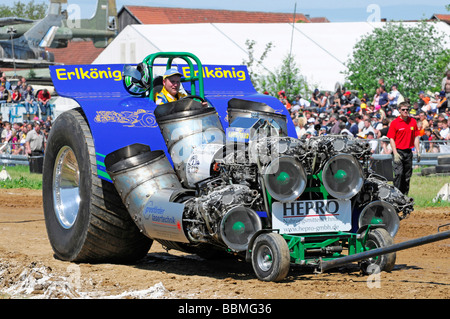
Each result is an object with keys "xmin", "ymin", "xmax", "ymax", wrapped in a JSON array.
[
  {"xmin": 143, "ymin": 201, "xmax": 165, "ymax": 220},
  {"xmin": 226, "ymin": 127, "xmax": 250, "ymax": 143}
]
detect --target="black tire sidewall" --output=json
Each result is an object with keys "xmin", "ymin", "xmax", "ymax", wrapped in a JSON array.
[
  {"xmin": 251, "ymin": 233, "xmax": 289, "ymax": 281},
  {"xmin": 43, "ymin": 111, "xmax": 92, "ymax": 261},
  {"xmin": 361, "ymin": 228, "xmax": 395, "ymax": 274}
]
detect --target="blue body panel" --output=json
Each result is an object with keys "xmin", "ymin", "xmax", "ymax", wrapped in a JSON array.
[{"xmin": 49, "ymin": 63, "xmax": 296, "ymax": 182}]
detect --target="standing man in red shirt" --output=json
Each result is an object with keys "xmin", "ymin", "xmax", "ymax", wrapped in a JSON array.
[
  {"xmin": 387, "ymin": 102, "xmax": 420, "ymax": 195},
  {"xmin": 37, "ymin": 89, "xmax": 51, "ymax": 119}
]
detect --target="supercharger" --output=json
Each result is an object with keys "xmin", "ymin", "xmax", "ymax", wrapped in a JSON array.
[{"xmin": 104, "ymin": 98, "xmax": 414, "ymax": 254}]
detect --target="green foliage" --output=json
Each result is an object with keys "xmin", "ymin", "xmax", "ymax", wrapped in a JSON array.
[
  {"xmin": 408, "ymin": 173, "xmax": 450, "ymax": 208},
  {"xmin": 0, "ymin": 166, "xmax": 42, "ymax": 189},
  {"xmin": 0, "ymin": 0, "xmax": 47, "ymax": 20},
  {"xmin": 345, "ymin": 21, "xmax": 450, "ymax": 100},
  {"xmin": 257, "ymin": 53, "xmax": 310, "ymax": 101},
  {"xmin": 242, "ymin": 39, "xmax": 274, "ymax": 89},
  {"xmin": 242, "ymin": 39, "xmax": 310, "ymax": 100},
  {"xmin": 28, "ymin": 69, "xmax": 36, "ymax": 79}
]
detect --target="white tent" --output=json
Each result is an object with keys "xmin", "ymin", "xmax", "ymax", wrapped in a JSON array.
[{"xmin": 93, "ymin": 21, "xmax": 450, "ymax": 91}]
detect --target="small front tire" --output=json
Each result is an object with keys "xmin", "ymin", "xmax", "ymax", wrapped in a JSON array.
[
  {"xmin": 360, "ymin": 228, "xmax": 396, "ymax": 274},
  {"xmin": 251, "ymin": 233, "xmax": 290, "ymax": 282}
]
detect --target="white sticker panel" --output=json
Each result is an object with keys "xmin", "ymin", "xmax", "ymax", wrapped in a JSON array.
[{"xmin": 272, "ymin": 199, "xmax": 352, "ymax": 234}]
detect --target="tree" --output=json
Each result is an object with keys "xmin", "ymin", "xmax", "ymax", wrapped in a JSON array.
[
  {"xmin": 0, "ymin": 1, "xmax": 47, "ymax": 20},
  {"xmin": 242, "ymin": 40, "xmax": 310, "ymax": 101},
  {"xmin": 242, "ymin": 39, "xmax": 273, "ymax": 89},
  {"xmin": 344, "ymin": 21, "xmax": 450, "ymax": 100},
  {"xmin": 257, "ymin": 53, "xmax": 309, "ymax": 101}
]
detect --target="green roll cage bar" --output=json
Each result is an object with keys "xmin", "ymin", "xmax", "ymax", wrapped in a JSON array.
[{"xmin": 142, "ymin": 52, "xmax": 205, "ymax": 100}]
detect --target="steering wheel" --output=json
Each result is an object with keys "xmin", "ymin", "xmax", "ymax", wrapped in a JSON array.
[{"xmin": 182, "ymin": 95, "xmax": 207, "ymax": 104}]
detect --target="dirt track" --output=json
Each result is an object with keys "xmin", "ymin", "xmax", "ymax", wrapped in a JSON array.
[{"xmin": 0, "ymin": 188, "xmax": 448, "ymax": 299}]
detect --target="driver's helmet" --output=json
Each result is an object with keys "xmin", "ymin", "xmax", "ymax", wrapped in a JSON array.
[{"xmin": 122, "ymin": 62, "xmax": 151, "ymax": 96}]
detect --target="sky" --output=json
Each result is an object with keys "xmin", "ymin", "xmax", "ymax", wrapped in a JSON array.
[{"xmin": 2, "ymin": 0, "xmax": 449, "ymax": 22}]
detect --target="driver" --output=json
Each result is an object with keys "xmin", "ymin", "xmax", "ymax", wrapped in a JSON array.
[
  {"xmin": 155, "ymin": 69, "xmax": 187, "ymax": 105},
  {"xmin": 155, "ymin": 68, "xmax": 208, "ymax": 107}
]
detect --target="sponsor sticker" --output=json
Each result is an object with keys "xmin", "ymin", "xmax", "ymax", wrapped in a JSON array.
[
  {"xmin": 226, "ymin": 127, "xmax": 250, "ymax": 143},
  {"xmin": 142, "ymin": 199, "xmax": 189, "ymax": 243},
  {"xmin": 272, "ymin": 199, "xmax": 352, "ymax": 234}
]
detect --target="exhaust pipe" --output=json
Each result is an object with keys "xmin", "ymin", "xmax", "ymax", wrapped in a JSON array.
[
  {"xmin": 227, "ymin": 98, "xmax": 288, "ymax": 136},
  {"xmin": 104, "ymin": 144, "xmax": 192, "ymax": 242},
  {"xmin": 154, "ymin": 99, "xmax": 225, "ymax": 187}
]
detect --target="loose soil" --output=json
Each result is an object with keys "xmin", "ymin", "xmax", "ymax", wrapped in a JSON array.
[{"xmin": 0, "ymin": 188, "xmax": 448, "ymax": 299}]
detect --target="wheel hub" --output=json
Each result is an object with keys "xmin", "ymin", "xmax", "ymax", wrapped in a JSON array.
[
  {"xmin": 53, "ymin": 146, "xmax": 80, "ymax": 229},
  {"xmin": 256, "ymin": 244, "xmax": 274, "ymax": 272}
]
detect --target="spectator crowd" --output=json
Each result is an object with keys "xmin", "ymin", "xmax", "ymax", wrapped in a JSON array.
[
  {"xmin": 0, "ymin": 116, "xmax": 51, "ymax": 156},
  {"xmin": 0, "ymin": 71, "xmax": 53, "ymax": 156},
  {"xmin": 280, "ymin": 70, "xmax": 450, "ymax": 155},
  {"xmin": 1, "ymin": 72, "xmax": 52, "ymax": 120}
]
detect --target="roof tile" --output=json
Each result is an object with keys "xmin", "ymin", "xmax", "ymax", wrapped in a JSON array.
[
  {"xmin": 123, "ymin": 6, "xmax": 310, "ymax": 24},
  {"xmin": 47, "ymin": 41, "xmax": 105, "ymax": 65},
  {"xmin": 432, "ymin": 14, "xmax": 450, "ymax": 23}
]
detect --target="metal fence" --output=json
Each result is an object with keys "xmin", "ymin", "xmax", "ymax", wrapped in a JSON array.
[
  {"xmin": 0, "ymin": 142, "xmax": 30, "ymax": 165},
  {"xmin": 372, "ymin": 139, "xmax": 450, "ymax": 166},
  {"xmin": 0, "ymin": 153, "xmax": 30, "ymax": 166},
  {"xmin": 0, "ymin": 102, "xmax": 55, "ymax": 123}
]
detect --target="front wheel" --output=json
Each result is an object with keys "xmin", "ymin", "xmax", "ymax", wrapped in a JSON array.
[
  {"xmin": 43, "ymin": 108, "xmax": 152, "ymax": 263},
  {"xmin": 251, "ymin": 233, "xmax": 290, "ymax": 282},
  {"xmin": 360, "ymin": 228, "xmax": 396, "ymax": 274}
]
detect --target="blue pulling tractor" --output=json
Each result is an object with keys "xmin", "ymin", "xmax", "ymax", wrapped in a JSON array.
[{"xmin": 43, "ymin": 52, "xmax": 449, "ymax": 281}]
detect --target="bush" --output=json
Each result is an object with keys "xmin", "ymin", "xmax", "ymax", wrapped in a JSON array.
[{"xmin": 0, "ymin": 166, "xmax": 42, "ymax": 189}]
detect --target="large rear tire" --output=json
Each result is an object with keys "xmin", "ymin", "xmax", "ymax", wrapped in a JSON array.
[{"xmin": 43, "ymin": 108, "xmax": 152, "ymax": 263}]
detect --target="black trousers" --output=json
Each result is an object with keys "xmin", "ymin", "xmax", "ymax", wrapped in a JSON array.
[{"xmin": 393, "ymin": 148, "xmax": 413, "ymax": 195}]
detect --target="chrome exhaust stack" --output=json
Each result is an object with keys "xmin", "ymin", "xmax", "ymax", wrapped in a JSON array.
[
  {"xmin": 104, "ymin": 144, "xmax": 192, "ymax": 243},
  {"xmin": 227, "ymin": 98, "xmax": 288, "ymax": 136},
  {"xmin": 154, "ymin": 99, "xmax": 225, "ymax": 187}
]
